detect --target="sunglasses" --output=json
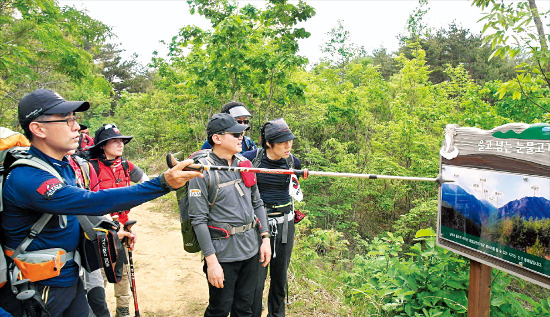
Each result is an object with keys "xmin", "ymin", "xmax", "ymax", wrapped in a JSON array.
[
  {"xmin": 220, "ymin": 132, "xmax": 244, "ymax": 138},
  {"xmin": 236, "ymin": 119, "xmax": 249, "ymax": 125}
]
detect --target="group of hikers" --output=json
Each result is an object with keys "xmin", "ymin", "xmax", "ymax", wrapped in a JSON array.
[{"xmin": 0, "ymin": 88, "xmax": 304, "ymax": 317}]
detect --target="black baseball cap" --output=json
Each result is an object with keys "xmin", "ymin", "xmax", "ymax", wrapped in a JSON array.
[
  {"xmin": 263, "ymin": 118, "xmax": 296, "ymax": 144},
  {"xmin": 18, "ymin": 89, "xmax": 90, "ymax": 129},
  {"xmin": 206, "ymin": 113, "xmax": 248, "ymax": 136}
]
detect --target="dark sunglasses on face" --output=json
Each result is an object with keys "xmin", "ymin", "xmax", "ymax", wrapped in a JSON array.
[
  {"xmin": 236, "ymin": 119, "xmax": 249, "ymax": 125},
  {"xmin": 220, "ymin": 132, "xmax": 244, "ymax": 138}
]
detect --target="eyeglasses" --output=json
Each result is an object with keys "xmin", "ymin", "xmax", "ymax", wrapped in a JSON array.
[
  {"xmin": 236, "ymin": 119, "xmax": 249, "ymax": 125},
  {"xmin": 220, "ymin": 132, "xmax": 244, "ymax": 138},
  {"xmin": 35, "ymin": 116, "xmax": 81, "ymax": 127}
]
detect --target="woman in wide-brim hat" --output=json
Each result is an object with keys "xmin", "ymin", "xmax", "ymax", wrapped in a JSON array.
[{"xmin": 88, "ymin": 123, "xmax": 148, "ymax": 317}]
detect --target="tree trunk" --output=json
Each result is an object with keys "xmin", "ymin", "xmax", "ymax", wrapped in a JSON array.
[{"xmin": 528, "ymin": 0, "xmax": 547, "ymax": 51}]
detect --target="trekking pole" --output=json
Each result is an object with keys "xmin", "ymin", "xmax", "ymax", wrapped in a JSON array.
[
  {"xmin": 167, "ymin": 153, "xmax": 452, "ymax": 184},
  {"xmin": 123, "ymin": 219, "xmax": 140, "ymax": 317}
]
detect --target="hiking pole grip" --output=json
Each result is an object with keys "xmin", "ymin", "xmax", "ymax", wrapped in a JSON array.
[
  {"xmin": 166, "ymin": 153, "xmax": 204, "ymax": 171},
  {"xmin": 122, "ymin": 219, "xmax": 136, "ymax": 247}
]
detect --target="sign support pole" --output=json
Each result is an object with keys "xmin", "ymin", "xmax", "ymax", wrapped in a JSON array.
[{"xmin": 467, "ymin": 259, "xmax": 491, "ymax": 317}]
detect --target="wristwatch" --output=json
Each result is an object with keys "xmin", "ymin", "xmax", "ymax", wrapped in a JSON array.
[{"xmin": 261, "ymin": 233, "xmax": 270, "ymax": 239}]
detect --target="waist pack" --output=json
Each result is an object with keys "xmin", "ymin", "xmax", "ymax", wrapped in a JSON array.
[
  {"xmin": 5, "ymin": 248, "xmax": 73, "ymax": 282},
  {"xmin": 79, "ymin": 216, "xmax": 126, "ymax": 283}
]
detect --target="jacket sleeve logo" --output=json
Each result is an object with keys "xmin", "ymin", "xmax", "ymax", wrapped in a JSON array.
[
  {"xmin": 36, "ymin": 178, "xmax": 65, "ymax": 199},
  {"xmin": 189, "ymin": 189, "xmax": 201, "ymax": 197}
]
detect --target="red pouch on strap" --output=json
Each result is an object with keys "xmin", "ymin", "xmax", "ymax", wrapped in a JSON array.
[{"xmin": 239, "ymin": 160, "xmax": 257, "ymax": 187}]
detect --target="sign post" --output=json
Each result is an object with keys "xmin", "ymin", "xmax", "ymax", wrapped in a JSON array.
[{"xmin": 467, "ymin": 260, "xmax": 491, "ymax": 317}]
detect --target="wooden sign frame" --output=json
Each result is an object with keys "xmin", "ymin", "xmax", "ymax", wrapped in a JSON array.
[{"xmin": 437, "ymin": 123, "xmax": 550, "ymax": 288}]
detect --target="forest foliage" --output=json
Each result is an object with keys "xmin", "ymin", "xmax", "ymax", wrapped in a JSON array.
[{"xmin": 1, "ymin": 0, "xmax": 550, "ymax": 315}]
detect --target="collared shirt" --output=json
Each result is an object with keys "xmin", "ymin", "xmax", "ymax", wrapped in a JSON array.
[{"xmin": 2, "ymin": 146, "xmax": 170, "ymax": 287}]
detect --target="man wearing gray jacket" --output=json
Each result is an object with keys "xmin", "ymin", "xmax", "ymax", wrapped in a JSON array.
[{"xmin": 188, "ymin": 113, "xmax": 271, "ymax": 317}]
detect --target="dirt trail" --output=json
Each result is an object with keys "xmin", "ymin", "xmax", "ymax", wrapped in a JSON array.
[{"xmin": 105, "ymin": 201, "xmax": 208, "ymax": 317}]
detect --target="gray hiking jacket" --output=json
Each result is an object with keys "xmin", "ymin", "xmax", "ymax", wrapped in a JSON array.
[{"xmin": 188, "ymin": 152, "xmax": 268, "ymax": 262}]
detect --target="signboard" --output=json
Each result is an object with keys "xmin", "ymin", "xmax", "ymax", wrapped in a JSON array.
[{"xmin": 437, "ymin": 123, "xmax": 550, "ymax": 287}]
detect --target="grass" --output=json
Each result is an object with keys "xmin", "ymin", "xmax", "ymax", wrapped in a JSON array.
[{"xmin": 286, "ymin": 225, "xmax": 354, "ymax": 316}]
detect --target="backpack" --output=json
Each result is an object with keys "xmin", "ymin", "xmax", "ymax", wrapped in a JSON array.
[
  {"xmin": 0, "ymin": 129, "xmax": 51, "ymax": 316},
  {"xmin": 172, "ymin": 149, "xmax": 251, "ymax": 253},
  {"xmin": 0, "ymin": 128, "xmax": 31, "ymax": 289}
]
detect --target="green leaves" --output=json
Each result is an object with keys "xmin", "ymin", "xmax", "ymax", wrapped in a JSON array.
[
  {"xmin": 473, "ymin": 0, "xmax": 550, "ymax": 112},
  {"xmin": 336, "ymin": 229, "xmax": 548, "ymax": 316}
]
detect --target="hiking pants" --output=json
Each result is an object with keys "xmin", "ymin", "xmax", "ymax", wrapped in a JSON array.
[
  {"xmin": 102, "ymin": 264, "xmax": 131, "ymax": 309},
  {"xmin": 203, "ymin": 253, "xmax": 259, "ymax": 317},
  {"xmin": 84, "ymin": 269, "xmax": 110, "ymax": 317},
  {"xmin": 253, "ymin": 220, "xmax": 295, "ymax": 317},
  {"xmin": 36, "ymin": 278, "xmax": 89, "ymax": 317}
]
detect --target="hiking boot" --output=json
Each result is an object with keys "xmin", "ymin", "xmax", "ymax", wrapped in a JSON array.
[{"xmin": 115, "ymin": 307, "xmax": 131, "ymax": 317}]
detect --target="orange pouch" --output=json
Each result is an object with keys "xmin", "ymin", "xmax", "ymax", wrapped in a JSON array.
[
  {"xmin": 238, "ymin": 160, "xmax": 256, "ymax": 187},
  {"xmin": 6, "ymin": 248, "xmax": 66, "ymax": 282}
]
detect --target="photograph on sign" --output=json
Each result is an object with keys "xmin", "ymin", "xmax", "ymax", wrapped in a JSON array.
[{"xmin": 440, "ymin": 165, "xmax": 550, "ymax": 276}]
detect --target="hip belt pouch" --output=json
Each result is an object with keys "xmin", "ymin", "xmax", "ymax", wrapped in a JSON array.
[
  {"xmin": 207, "ymin": 224, "xmax": 230, "ymax": 240},
  {"xmin": 6, "ymin": 248, "xmax": 67, "ymax": 282}
]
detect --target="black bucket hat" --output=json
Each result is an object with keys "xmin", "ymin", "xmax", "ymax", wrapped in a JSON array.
[{"xmin": 88, "ymin": 124, "xmax": 133, "ymax": 155}]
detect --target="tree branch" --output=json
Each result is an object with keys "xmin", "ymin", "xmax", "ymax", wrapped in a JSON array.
[{"xmin": 515, "ymin": 75, "xmax": 550, "ymax": 113}]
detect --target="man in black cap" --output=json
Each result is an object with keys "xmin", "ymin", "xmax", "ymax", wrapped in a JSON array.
[
  {"xmin": 1, "ymin": 88, "xmax": 202, "ymax": 317},
  {"xmin": 188, "ymin": 113, "xmax": 271, "ymax": 316},
  {"xmin": 76, "ymin": 123, "xmax": 94, "ymax": 156}
]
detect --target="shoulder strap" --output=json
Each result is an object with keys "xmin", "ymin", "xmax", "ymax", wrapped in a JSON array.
[
  {"xmin": 120, "ymin": 158, "xmax": 131, "ymax": 186},
  {"xmin": 234, "ymin": 153, "xmax": 247, "ymax": 164},
  {"xmin": 7, "ymin": 156, "xmax": 66, "ymax": 258},
  {"xmin": 10, "ymin": 213, "xmax": 53, "ymax": 259},
  {"xmin": 72, "ymin": 155, "xmax": 91, "ymax": 190},
  {"xmin": 251, "ymin": 148, "xmax": 263, "ymax": 168},
  {"xmin": 250, "ymin": 148, "xmax": 293, "ymax": 169},
  {"xmin": 202, "ymin": 152, "xmax": 219, "ymax": 208},
  {"xmin": 286, "ymin": 154, "xmax": 294, "ymax": 169},
  {"xmin": 11, "ymin": 157, "xmax": 64, "ymax": 182},
  {"xmin": 89, "ymin": 159, "xmax": 100, "ymax": 177},
  {"xmin": 121, "ymin": 158, "xmax": 130, "ymax": 173}
]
